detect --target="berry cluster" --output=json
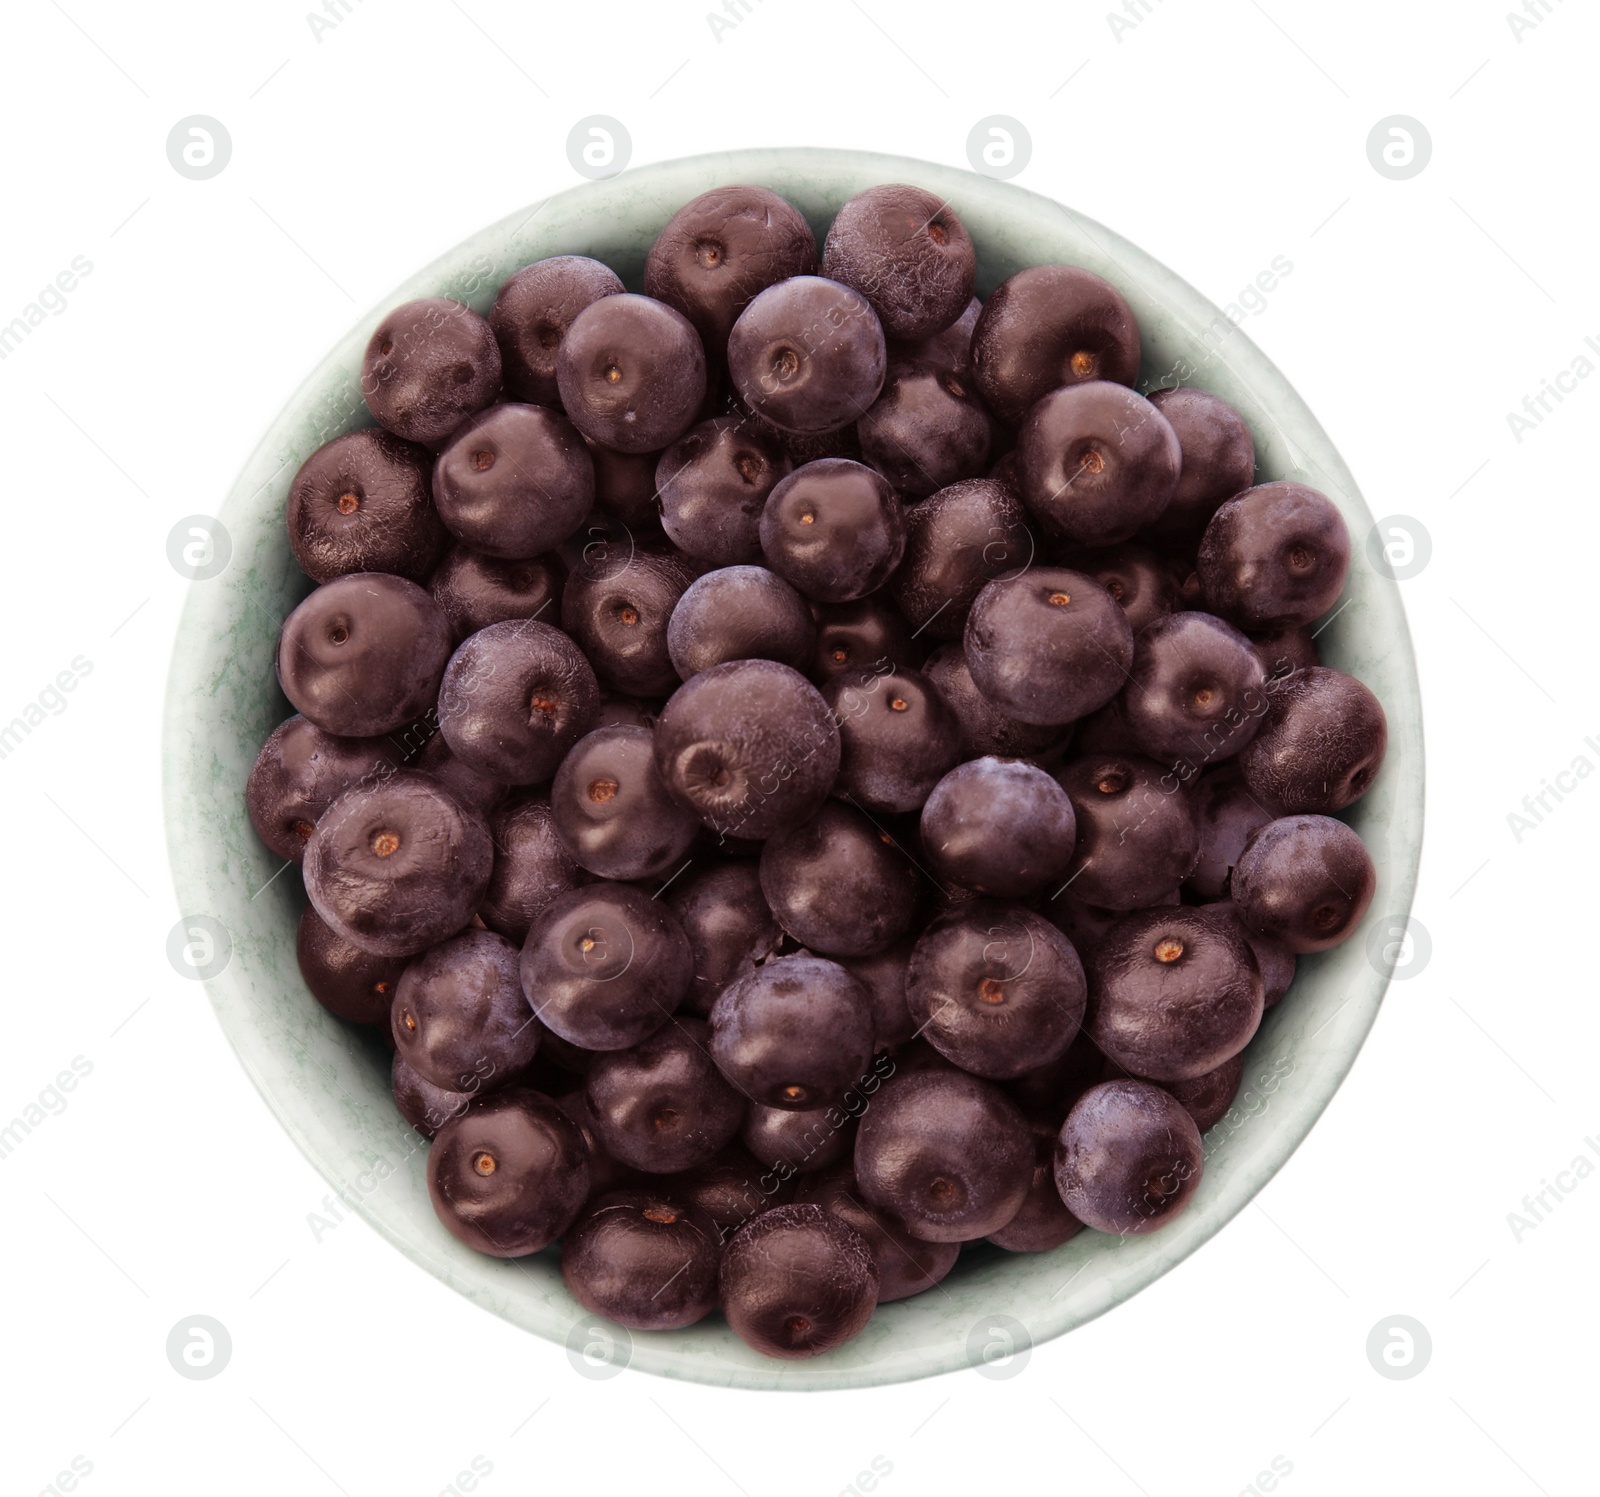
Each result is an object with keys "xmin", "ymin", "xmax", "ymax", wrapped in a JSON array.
[{"xmin": 246, "ymin": 180, "xmax": 1385, "ymax": 1361}]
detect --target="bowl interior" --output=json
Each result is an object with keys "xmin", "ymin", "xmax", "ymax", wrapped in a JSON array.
[{"xmin": 163, "ymin": 147, "xmax": 1423, "ymax": 1391}]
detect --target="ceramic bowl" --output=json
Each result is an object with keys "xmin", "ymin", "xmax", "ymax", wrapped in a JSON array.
[{"xmin": 162, "ymin": 147, "xmax": 1423, "ymax": 1390}]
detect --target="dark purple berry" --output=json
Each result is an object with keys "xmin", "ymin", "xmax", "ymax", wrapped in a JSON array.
[
  {"xmin": 920, "ymin": 757, "xmax": 1077, "ymax": 898},
  {"xmin": 1121, "ymin": 610, "xmax": 1268, "ymax": 766},
  {"xmin": 890, "ymin": 478, "xmax": 1034, "ymax": 639},
  {"xmin": 393, "ymin": 1052, "xmax": 474, "ymax": 1139},
  {"xmin": 561, "ymin": 1190, "xmax": 721, "ymax": 1330},
  {"xmin": 276, "ymin": 573, "xmax": 451, "ymax": 738},
  {"xmin": 986, "ymin": 1120, "xmax": 1084, "ymax": 1252},
  {"xmin": 1080, "ymin": 543, "xmax": 1179, "ymax": 636},
  {"xmin": 823, "ymin": 668, "xmax": 961, "ymax": 814},
  {"xmin": 246, "ymin": 714, "xmax": 399, "ymax": 862},
  {"xmin": 667, "ymin": 565, "xmax": 815, "ymax": 679},
  {"xmin": 666, "ymin": 860, "xmax": 783, "ymax": 1018},
  {"xmin": 287, "ymin": 428, "xmax": 444, "ymax": 583},
  {"xmin": 429, "ymin": 545, "xmax": 563, "ymax": 643},
  {"xmin": 922, "ymin": 644, "xmax": 1064, "ymax": 760},
  {"xmin": 657, "ymin": 417, "xmax": 792, "ymax": 566},
  {"xmin": 412, "ymin": 728, "xmax": 507, "ymax": 817},
  {"xmin": 1238, "ymin": 666, "xmax": 1387, "ymax": 814},
  {"xmin": 561, "ymin": 549, "xmax": 694, "ymax": 698},
  {"xmin": 303, "ymin": 770, "xmax": 492, "ymax": 956},
  {"xmin": 1146, "ymin": 387, "xmax": 1255, "ymax": 541},
  {"xmin": 1232, "ymin": 814, "xmax": 1376, "ymax": 953},
  {"xmin": 1198, "ymin": 482, "xmax": 1350, "ymax": 629},
  {"xmin": 1188, "ymin": 768, "xmax": 1274, "ymax": 900},
  {"xmin": 841, "ymin": 940, "xmax": 917, "ymax": 1052},
  {"xmin": 811, "ymin": 596, "xmax": 922, "ymax": 687},
  {"xmin": 1055, "ymin": 753, "xmax": 1200, "ymax": 910},
  {"xmin": 857, "ymin": 359, "xmax": 991, "ymax": 497},
  {"xmin": 760, "ymin": 458, "xmax": 906, "ymax": 604},
  {"xmin": 490, "ymin": 255, "xmax": 624, "ymax": 406},
  {"xmin": 296, "ymin": 904, "xmax": 404, "ymax": 1024},
  {"xmin": 362, "ymin": 298, "xmax": 501, "ymax": 445},
  {"xmin": 1054, "ymin": 1079, "xmax": 1203, "ymax": 1235},
  {"xmin": 550, "ymin": 724, "xmax": 700, "ymax": 881},
  {"xmin": 742, "ymin": 1101, "xmax": 852, "ymax": 1177},
  {"xmin": 797, "ymin": 1164, "xmax": 959, "ymax": 1301},
  {"xmin": 478, "ymin": 795, "xmax": 587, "ymax": 945}
]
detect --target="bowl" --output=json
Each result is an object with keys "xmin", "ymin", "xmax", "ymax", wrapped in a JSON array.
[{"xmin": 162, "ymin": 147, "xmax": 1424, "ymax": 1391}]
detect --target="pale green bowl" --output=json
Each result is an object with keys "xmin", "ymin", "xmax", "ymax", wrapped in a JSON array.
[{"xmin": 162, "ymin": 148, "xmax": 1423, "ymax": 1390}]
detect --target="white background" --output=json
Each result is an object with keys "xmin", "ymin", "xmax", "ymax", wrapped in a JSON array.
[{"xmin": 1, "ymin": 1, "xmax": 1594, "ymax": 1493}]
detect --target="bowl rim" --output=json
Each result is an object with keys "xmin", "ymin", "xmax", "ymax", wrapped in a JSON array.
[{"xmin": 163, "ymin": 145, "xmax": 1424, "ymax": 1391}]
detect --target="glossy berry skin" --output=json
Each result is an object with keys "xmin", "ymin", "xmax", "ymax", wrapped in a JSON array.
[
  {"xmin": 728, "ymin": 276, "xmax": 886, "ymax": 435},
  {"xmin": 971, "ymin": 265, "xmax": 1141, "ymax": 427},
  {"xmin": 304, "ymin": 770, "xmax": 493, "ymax": 957},
  {"xmin": 549, "ymin": 725, "xmax": 699, "ymax": 881},
  {"xmin": 841, "ymin": 940, "xmax": 917, "ymax": 1052},
  {"xmin": 1054, "ymin": 1079, "xmax": 1203, "ymax": 1235},
  {"xmin": 760, "ymin": 458, "xmax": 906, "ymax": 604},
  {"xmin": 489, "ymin": 255, "xmax": 625, "ymax": 406},
  {"xmin": 1080, "ymin": 543, "xmax": 1179, "ymax": 637},
  {"xmin": 584, "ymin": 1018, "xmax": 745, "ymax": 1174},
  {"xmin": 666, "ymin": 861, "xmax": 783, "ymax": 1018},
  {"xmin": 644, "ymin": 184, "xmax": 817, "ymax": 358},
  {"xmin": 673, "ymin": 1146, "xmax": 793, "ymax": 1238},
  {"xmin": 392, "ymin": 930, "xmax": 538, "ymax": 1092},
  {"xmin": 854, "ymin": 1069, "xmax": 1033, "ymax": 1242},
  {"xmin": 555, "ymin": 1089, "xmax": 639, "ymax": 1200},
  {"xmin": 1188, "ymin": 768, "xmax": 1274, "ymax": 900},
  {"xmin": 657, "ymin": 417, "xmax": 792, "ymax": 567},
  {"xmin": 437, "ymin": 619, "xmax": 600, "ymax": 784},
  {"xmin": 521, "ymin": 883, "xmax": 692, "ymax": 1050},
  {"xmin": 905, "ymin": 902, "xmax": 1087, "ymax": 1079},
  {"xmin": 964, "ymin": 569, "xmax": 1134, "ymax": 727},
  {"xmin": 287, "ymin": 428, "xmax": 444, "ymax": 584},
  {"xmin": 893, "ymin": 295, "xmax": 980, "ymax": 379},
  {"xmin": 823, "ymin": 668, "xmax": 961, "ymax": 815},
  {"xmin": 246, "ymin": 714, "xmax": 399, "ymax": 862},
  {"xmin": 362, "ymin": 298, "xmax": 501, "ymax": 446},
  {"xmin": 412, "ymin": 729, "xmax": 507, "ymax": 818},
  {"xmin": 393, "ymin": 1052, "xmax": 474, "ymax": 1138},
  {"xmin": 1121, "ymin": 610, "xmax": 1268, "ymax": 766},
  {"xmin": 1161, "ymin": 1052, "xmax": 1245, "ymax": 1133},
  {"xmin": 797, "ymin": 1164, "xmax": 959, "ymax": 1301},
  {"xmin": 710, "ymin": 955, "xmax": 875, "ymax": 1111},
  {"xmin": 922, "ymin": 644, "xmax": 1064, "ymax": 760},
  {"xmin": 1198, "ymin": 482, "xmax": 1350, "ymax": 629},
  {"xmin": 561, "ymin": 1190, "xmax": 722, "ymax": 1330},
  {"xmin": 667, "ymin": 565, "xmax": 815, "ymax": 679},
  {"xmin": 987, "ymin": 1119, "xmax": 1085, "ymax": 1252},
  {"xmin": 857, "ymin": 359, "xmax": 991, "ymax": 497},
  {"xmin": 1231, "ymin": 813, "xmax": 1375, "ymax": 954},
  {"xmin": 426, "ymin": 1088, "xmax": 589, "ymax": 1256},
  {"xmin": 561, "ymin": 549, "xmax": 694, "ymax": 698},
  {"xmin": 1206, "ymin": 900, "xmax": 1296, "ymax": 1008},
  {"xmin": 1146, "ymin": 387, "xmax": 1256, "ymax": 541},
  {"xmin": 1017, "ymin": 382, "xmax": 1181, "ymax": 547},
  {"xmin": 759, "ymin": 802, "xmax": 921, "ymax": 959},
  {"xmin": 478, "ymin": 795, "xmax": 587, "ymax": 945},
  {"xmin": 433, "ymin": 404, "xmax": 594, "ymax": 558},
  {"xmin": 719, "ymin": 1202, "xmax": 879, "ymax": 1359},
  {"xmin": 1087, "ymin": 906, "xmax": 1263, "ymax": 1081},
  {"xmin": 822, "ymin": 185, "xmax": 975, "ymax": 342},
  {"xmin": 556, "ymin": 293, "xmax": 707, "ymax": 454},
  {"xmin": 653, "ymin": 660, "xmax": 840, "ymax": 841},
  {"xmin": 742, "ymin": 1101, "xmax": 852, "ymax": 1177},
  {"xmin": 1055, "ymin": 753, "xmax": 1200, "ymax": 910},
  {"xmin": 1239, "ymin": 666, "xmax": 1387, "ymax": 814},
  {"xmin": 277, "ymin": 573, "xmax": 452, "ymax": 738},
  {"xmin": 296, "ymin": 904, "xmax": 405, "ymax": 1024},
  {"xmin": 920, "ymin": 758, "xmax": 1077, "ymax": 898},
  {"xmin": 891, "ymin": 478, "xmax": 1033, "ymax": 641},
  {"xmin": 811, "ymin": 597, "xmax": 921, "ymax": 687},
  {"xmin": 429, "ymin": 545, "xmax": 563, "ymax": 643}
]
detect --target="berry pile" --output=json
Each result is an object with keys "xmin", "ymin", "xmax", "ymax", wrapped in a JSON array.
[{"xmin": 246, "ymin": 181, "xmax": 1385, "ymax": 1361}]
